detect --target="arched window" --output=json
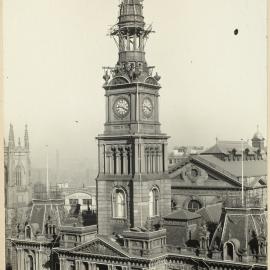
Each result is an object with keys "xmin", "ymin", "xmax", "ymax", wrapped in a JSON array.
[
  {"xmin": 26, "ymin": 225, "xmax": 31, "ymax": 239},
  {"xmin": 149, "ymin": 187, "xmax": 159, "ymax": 217},
  {"xmin": 15, "ymin": 165, "xmax": 22, "ymax": 186},
  {"xmin": 188, "ymin": 200, "xmax": 202, "ymax": 212},
  {"xmin": 112, "ymin": 188, "xmax": 126, "ymax": 218}
]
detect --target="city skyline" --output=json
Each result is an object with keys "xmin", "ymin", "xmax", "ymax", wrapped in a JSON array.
[
  {"xmin": 4, "ymin": 0, "xmax": 267, "ymax": 169},
  {"xmin": 4, "ymin": 1, "xmax": 267, "ymax": 269}
]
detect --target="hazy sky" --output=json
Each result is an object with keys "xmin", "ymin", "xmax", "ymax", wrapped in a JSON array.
[{"xmin": 3, "ymin": 0, "xmax": 267, "ymax": 169}]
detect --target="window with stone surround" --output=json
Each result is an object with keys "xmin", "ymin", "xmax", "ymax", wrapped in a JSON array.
[
  {"xmin": 15, "ymin": 165, "xmax": 22, "ymax": 186},
  {"xmin": 112, "ymin": 188, "xmax": 126, "ymax": 218},
  {"xmin": 69, "ymin": 199, "xmax": 79, "ymax": 205},
  {"xmin": 149, "ymin": 187, "xmax": 159, "ymax": 217},
  {"xmin": 188, "ymin": 200, "xmax": 201, "ymax": 212}
]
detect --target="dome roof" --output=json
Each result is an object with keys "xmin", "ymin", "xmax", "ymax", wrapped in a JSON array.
[{"xmin": 252, "ymin": 131, "xmax": 264, "ymax": 140}]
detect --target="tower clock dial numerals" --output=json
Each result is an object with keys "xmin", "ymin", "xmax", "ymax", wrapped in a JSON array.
[
  {"xmin": 113, "ymin": 98, "xmax": 129, "ymax": 118},
  {"xmin": 142, "ymin": 98, "xmax": 153, "ymax": 117}
]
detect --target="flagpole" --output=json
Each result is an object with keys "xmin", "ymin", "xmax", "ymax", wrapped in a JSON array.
[
  {"xmin": 241, "ymin": 139, "xmax": 244, "ymax": 207},
  {"xmin": 46, "ymin": 145, "xmax": 49, "ymax": 199}
]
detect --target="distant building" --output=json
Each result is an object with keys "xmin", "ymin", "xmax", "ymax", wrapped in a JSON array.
[
  {"xmin": 4, "ymin": 124, "xmax": 32, "ymax": 268},
  {"xmin": 169, "ymin": 146, "xmax": 204, "ymax": 165},
  {"xmin": 64, "ymin": 189, "xmax": 96, "ymax": 213},
  {"xmin": 57, "ymin": 182, "xmax": 69, "ymax": 189},
  {"xmin": 251, "ymin": 126, "xmax": 266, "ymax": 151},
  {"xmin": 169, "ymin": 129, "xmax": 267, "ymax": 213}
]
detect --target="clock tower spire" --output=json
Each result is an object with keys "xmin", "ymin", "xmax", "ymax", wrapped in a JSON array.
[{"xmin": 97, "ymin": 0, "xmax": 171, "ymax": 236}]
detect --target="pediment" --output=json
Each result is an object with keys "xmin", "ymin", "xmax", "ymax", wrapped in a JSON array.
[
  {"xmin": 170, "ymin": 159, "xmax": 241, "ymax": 188},
  {"xmin": 72, "ymin": 238, "xmax": 129, "ymax": 258}
]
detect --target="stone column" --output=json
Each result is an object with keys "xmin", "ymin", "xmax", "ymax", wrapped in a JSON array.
[
  {"xmin": 139, "ymin": 35, "xmax": 143, "ymax": 51},
  {"xmin": 129, "ymin": 147, "xmax": 133, "ymax": 174},
  {"xmin": 163, "ymin": 142, "xmax": 169, "ymax": 172},
  {"xmin": 134, "ymin": 34, "xmax": 137, "ymax": 50},
  {"xmin": 38, "ymin": 251, "xmax": 43, "ymax": 270},
  {"xmin": 116, "ymin": 149, "xmax": 121, "ymax": 175},
  {"xmin": 75, "ymin": 260, "xmax": 81, "ymax": 270},
  {"xmin": 150, "ymin": 151, "xmax": 154, "ymax": 173},
  {"xmin": 17, "ymin": 249, "xmax": 21, "ymax": 270},
  {"xmin": 157, "ymin": 151, "xmax": 161, "ymax": 173},
  {"xmin": 119, "ymin": 36, "xmax": 124, "ymax": 51},
  {"xmin": 59, "ymin": 258, "xmax": 65, "ymax": 270},
  {"xmin": 20, "ymin": 249, "xmax": 24, "ymax": 270},
  {"xmin": 127, "ymin": 33, "xmax": 130, "ymax": 50},
  {"xmin": 147, "ymin": 153, "xmax": 150, "ymax": 173},
  {"xmin": 106, "ymin": 96, "xmax": 109, "ymax": 122},
  {"xmin": 90, "ymin": 263, "xmax": 96, "ymax": 270},
  {"xmin": 99, "ymin": 144, "xmax": 105, "ymax": 174},
  {"xmin": 155, "ymin": 148, "xmax": 159, "ymax": 173},
  {"xmin": 134, "ymin": 140, "xmax": 139, "ymax": 173},
  {"xmin": 35, "ymin": 251, "xmax": 39, "ymax": 270},
  {"xmin": 105, "ymin": 152, "xmax": 110, "ymax": 174},
  {"xmin": 110, "ymin": 151, "xmax": 115, "ymax": 175},
  {"xmin": 123, "ymin": 150, "xmax": 128, "ymax": 175},
  {"xmin": 144, "ymin": 152, "xmax": 148, "ymax": 174}
]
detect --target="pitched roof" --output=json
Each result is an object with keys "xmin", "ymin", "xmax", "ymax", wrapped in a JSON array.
[
  {"xmin": 198, "ymin": 155, "xmax": 267, "ymax": 178},
  {"xmin": 30, "ymin": 199, "xmax": 65, "ymax": 235},
  {"xmin": 164, "ymin": 209, "xmax": 201, "ymax": 221},
  {"xmin": 202, "ymin": 141, "xmax": 256, "ymax": 155},
  {"xmin": 71, "ymin": 235, "xmax": 130, "ymax": 258},
  {"xmin": 196, "ymin": 203, "xmax": 222, "ymax": 224}
]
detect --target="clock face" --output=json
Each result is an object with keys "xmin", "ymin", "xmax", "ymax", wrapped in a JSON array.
[
  {"xmin": 113, "ymin": 98, "xmax": 129, "ymax": 118},
  {"xmin": 142, "ymin": 98, "xmax": 153, "ymax": 117}
]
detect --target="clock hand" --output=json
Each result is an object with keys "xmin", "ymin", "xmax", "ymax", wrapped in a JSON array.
[
  {"xmin": 144, "ymin": 105, "xmax": 151, "ymax": 111},
  {"xmin": 118, "ymin": 105, "xmax": 128, "ymax": 112}
]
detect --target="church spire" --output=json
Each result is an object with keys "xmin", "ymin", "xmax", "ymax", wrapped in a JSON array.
[
  {"xmin": 24, "ymin": 124, "xmax": 29, "ymax": 149},
  {"xmin": 8, "ymin": 124, "xmax": 15, "ymax": 148}
]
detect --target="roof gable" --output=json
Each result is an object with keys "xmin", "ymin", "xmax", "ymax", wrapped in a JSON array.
[
  {"xmin": 197, "ymin": 155, "xmax": 267, "ymax": 178},
  {"xmin": 165, "ymin": 209, "xmax": 201, "ymax": 221},
  {"xmin": 72, "ymin": 236, "xmax": 129, "ymax": 258},
  {"xmin": 202, "ymin": 141, "xmax": 256, "ymax": 155},
  {"xmin": 169, "ymin": 157, "xmax": 241, "ymax": 188}
]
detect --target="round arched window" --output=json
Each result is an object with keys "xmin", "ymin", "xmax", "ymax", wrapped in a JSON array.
[
  {"xmin": 112, "ymin": 188, "xmax": 126, "ymax": 218},
  {"xmin": 149, "ymin": 187, "xmax": 159, "ymax": 217},
  {"xmin": 188, "ymin": 200, "xmax": 202, "ymax": 212}
]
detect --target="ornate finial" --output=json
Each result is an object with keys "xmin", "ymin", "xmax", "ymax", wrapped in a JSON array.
[
  {"xmin": 24, "ymin": 124, "xmax": 29, "ymax": 149},
  {"xmin": 257, "ymin": 124, "xmax": 259, "ymax": 133},
  {"xmin": 8, "ymin": 124, "xmax": 15, "ymax": 148},
  {"xmin": 103, "ymin": 70, "xmax": 110, "ymax": 84},
  {"xmin": 154, "ymin": 72, "xmax": 161, "ymax": 82},
  {"xmin": 216, "ymin": 137, "xmax": 218, "ymax": 143},
  {"xmin": 18, "ymin": 137, "xmax": 21, "ymax": 146}
]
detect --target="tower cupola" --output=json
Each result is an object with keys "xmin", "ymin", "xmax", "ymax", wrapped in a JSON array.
[
  {"xmin": 109, "ymin": 0, "xmax": 154, "ymax": 76},
  {"xmin": 118, "ymin": 0, "xmax": 144, "ymax": 27},
  {"xmin": 251, "ymin": 125, "xmax": 265, "ymax": 150}
]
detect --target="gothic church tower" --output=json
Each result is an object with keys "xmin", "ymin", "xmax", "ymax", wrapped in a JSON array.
[
  {"xmin": 96, "ymin": 0, "xmax": 171, "ymax": 235},
  {"xmin": 4, "ymin": 125, "xmax": 32, "ymax": 229}
]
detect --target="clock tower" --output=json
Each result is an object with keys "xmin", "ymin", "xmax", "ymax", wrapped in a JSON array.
[{"xmin": 97, "ymin": 0, "xmax": 171, "ymax": 235}]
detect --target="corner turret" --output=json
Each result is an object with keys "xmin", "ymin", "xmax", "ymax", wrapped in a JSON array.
[
  {"xmin": 252, "ymin": 125, "xmax": 265, "ymax": 150},
  {"xmin": 8, "ymin": 124, "xmax": 15, "ymax": 149},
  {"xmin": 24, "ymin": 124, "xmax": 29, "ymax": 150}
]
